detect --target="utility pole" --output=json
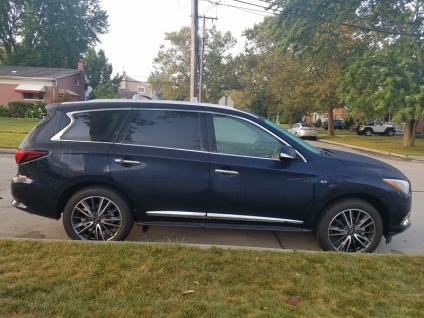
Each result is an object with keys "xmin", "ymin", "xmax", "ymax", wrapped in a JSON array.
[
  {"xmin": 198, "ymin": 15, "xmax": 218, "ymax": 102},
  {"xmin": 190, "ymin": 0, "xmax": 198, "ymax": 101}
]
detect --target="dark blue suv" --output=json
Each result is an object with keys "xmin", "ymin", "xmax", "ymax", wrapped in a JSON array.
[{"xmin": 11, "ymin": 100, "xmax": 412, "ymax": 252}]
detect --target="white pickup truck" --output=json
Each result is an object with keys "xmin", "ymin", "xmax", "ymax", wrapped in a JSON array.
[{"xmin": 357, "ymin": 119, "xmax": 396, "ymax": 136}]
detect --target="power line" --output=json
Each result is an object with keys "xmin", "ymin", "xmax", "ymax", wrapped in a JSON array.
[
  {"xmin": 220, "ymin": 0, "xmax": 424, "ymax": 37},
  {"xmin": 176, "ymin": 0, "xmax": 186, "ymax": 17},
  {"xmin": 205, "ymin": 0, "xmax": 272, "ymax": 17},
  {"xmin": 254, "ymin": 0, "xmax": 420, "ymax": 25}
]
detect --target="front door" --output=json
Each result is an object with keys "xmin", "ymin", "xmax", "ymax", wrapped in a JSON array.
[{"xmin": 206, "ymin": 114, "xmax": 314, "ymax": 230}]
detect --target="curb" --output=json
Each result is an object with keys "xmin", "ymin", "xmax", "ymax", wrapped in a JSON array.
[
  {"xmin": 317, "ymin": 139, "xmax": 423, "ymax": 160},
  {"xmin": 0, "ymin": 148, "xmax": 16, "ymax": 154}
]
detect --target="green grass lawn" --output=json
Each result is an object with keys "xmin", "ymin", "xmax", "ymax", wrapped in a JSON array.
[
  {"xmin": 0, "ymin": 118, "xmax": 39, "ymax": 149},
  {"xmin": 0, "ymin": 118, "xmax": 40, "ymax": 133},
  {"xmin": 1, "ymin": 240, "xmax": 423, "ymax": 318}
]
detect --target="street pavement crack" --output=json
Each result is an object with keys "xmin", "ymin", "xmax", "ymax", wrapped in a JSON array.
[{"xmin": 273, "ymin": 231, "xmax": 285, "ymax": 249}]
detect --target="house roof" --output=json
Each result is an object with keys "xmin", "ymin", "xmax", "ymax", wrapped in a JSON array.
[{"xmin": 0, "ymin": 65, "xmax": 81, "ymax": 80}]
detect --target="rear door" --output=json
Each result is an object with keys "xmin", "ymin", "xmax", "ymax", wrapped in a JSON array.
[
  {"xmin": 108, "ymin": 108, "xmax": 210, "ymax": 226},
  {"xmin": 206, "ymin": 113, "xmax": 314, "ymax": 230}
]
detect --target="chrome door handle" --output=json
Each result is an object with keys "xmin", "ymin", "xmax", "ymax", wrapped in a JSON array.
[
  {"xmin": 215, "ymin": 169, "xmax": 239, "ymax": 175},
  {"xmin": 115, "ymin": 158, "xmax": 141, "ymax": 165}
]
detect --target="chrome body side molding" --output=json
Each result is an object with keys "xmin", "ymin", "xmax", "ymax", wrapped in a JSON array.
[
  {"xmin": 146, "ymin": 211, "xmax": 206, "ymax": 218},
  {"xmin": 146, "ymin": 211, "xmax": 304, "ymax": 225}
]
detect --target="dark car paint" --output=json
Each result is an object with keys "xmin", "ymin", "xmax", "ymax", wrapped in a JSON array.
[{"xmin": 11, "ymin": 100, "xmax": 411, "ymax": 240}]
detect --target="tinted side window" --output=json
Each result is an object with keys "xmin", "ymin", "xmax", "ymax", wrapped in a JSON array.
[
  {"xmin": 212, "ymin": 115, "xmax": 282, "ymax": 158},
  {"xmin": 61, "ymin": 110, "xmax": 128, "ymax": 142},
  {"xmin": 121, "ymin": 110, "xmax": 202, "ymax": 150}
]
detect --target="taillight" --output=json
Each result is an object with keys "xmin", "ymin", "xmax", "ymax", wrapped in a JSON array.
[{"xmin": 15, "ymin": 150, "xmax": 49, "ymax": 164}]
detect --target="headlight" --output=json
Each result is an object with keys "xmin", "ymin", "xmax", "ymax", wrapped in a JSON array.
[{"xmin": 383, "ymin": 179, "xmax": 410, "ymax": 194}]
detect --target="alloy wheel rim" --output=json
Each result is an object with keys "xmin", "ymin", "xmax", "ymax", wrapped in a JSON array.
[
  {"xmin": 71, "ymin": 196, "xmax": 122, "ymax": 241},
  {"xmin": 327, "ymin": 209, "xmax": 376, "ymax": 252}
]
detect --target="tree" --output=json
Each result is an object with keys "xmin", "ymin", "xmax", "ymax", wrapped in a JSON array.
[
  {"xmin": 84, "ymin": 47, "xmax": 122, "ymax": 99},
  {"xmin": 149, "ymin": 26, "xmax": 239, "ymax": 102},
  {"xmin": 263, "ymin": 0, "xmax": 370, "ymax": 135},
  {"xmin": 0, "ymin": 0, "xmax": 108, "ymax": 68},
  {"xmin": 202, "ymin": 25, "xmax": 239, "ymax": 103},
  {"xmin": 264, "ymin": 0, "xmax": 424, "ymax": 146},
  {"xmin": 92, "ymin": 83, "xmax": 119, "ymax": 99},
  {"xmin": 149, "ymin": 27, "xmax": 191, "ymax": 101},
  {"xmin": 237, "ymin": 18, "xmax": 320, "ymax": 123},
  {"xmin": 337, "ymin": 1, "xmax": 424, "ymax": 147}
]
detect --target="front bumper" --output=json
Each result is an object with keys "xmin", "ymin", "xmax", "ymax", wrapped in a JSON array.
[{"xmin": 385, "ymin": 211, "xmax": 411, "ymax": 243}]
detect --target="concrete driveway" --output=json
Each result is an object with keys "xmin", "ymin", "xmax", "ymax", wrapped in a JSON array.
[{"xmin": 1, "ymin": 142, "xmax": 423, "ymax": 254}]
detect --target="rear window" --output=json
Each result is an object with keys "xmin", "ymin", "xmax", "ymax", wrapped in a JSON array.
[
  {"xmin": 119, "ymin": 110, "xmax": 202, "ymax": 150},
  {"xmin": 302, "ymin": 124, "xmax": 315, "ymax": 127},
  {"xmin": 61, "ymin": 110, "xmax": 129, "ymax": 142}
]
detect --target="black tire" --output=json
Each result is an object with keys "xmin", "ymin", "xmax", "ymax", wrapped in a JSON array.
[
  {"xmin": 63, "ymin": 186, "xmax": 134, "ymax": 241},
  {"xmin": 364, "ymin": 129, "xmax": 373, "ymax": 136},
  {"xmin": 315, "ymin": 198, "xmax": 383, "ymax": 253},
  {"xmin": 386, "ymin": 129, "xmax": 394, "ymax": 136}
]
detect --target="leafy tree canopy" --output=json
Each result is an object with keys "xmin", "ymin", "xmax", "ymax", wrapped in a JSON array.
[
  {"xmin": 84, "ymin": 47, "xmax": 122, "ymax": 99},
  {"xmin": 149, "ymin": 25, "xmax": 239, "ymax": 103},
  {"xmin": 0, "ymin": 0, "xmax": 108, "ymax": 68}
]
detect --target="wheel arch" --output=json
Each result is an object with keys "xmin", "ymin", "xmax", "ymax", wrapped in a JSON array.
[
  {"xmin": 311, "ymin": 194, "xmax": 389, "ymax": 235},
  {"xmin": 55, "ymin": 182, "xmax": 135, "ymax": 219}
]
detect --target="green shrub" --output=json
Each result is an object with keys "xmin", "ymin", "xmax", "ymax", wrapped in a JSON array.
[
  {"xmin": 315, "ymin": 118, "xmax": 322, "ymax": 127},
  {"xmin": 344, "ymin": 115, "xmax": 354, "ymax": 130},
  {"xmin": 7, "ymin": 101, "xmax": 34, "ymax": 118},
  {"xmin": 24, "ymin": 102, "xmax": 47, "ymax": 119},
  {"xmin": 0, "ymin": 105, "xmax": 9, "ymax": 117}
]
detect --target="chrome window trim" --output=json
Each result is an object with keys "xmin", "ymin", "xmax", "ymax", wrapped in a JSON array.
[
  {"xmin": 50, "ymin": 107, "xmax": 306, "ymax": 163},
  {"xmin": 146, "ymin": 211, "xmax": 303, "ymax": 225},
  {"xmin": 207, "ymin": 213, "xmax": 304, "ymax": 224},
  {"xmin": 207, "ymin": 111, "xmax": 307, "ymax": 163},
  {"xmin": 147, "ymin": 211, "xmax": 206, "ymax": 218},
  {"xmin": 50, "ymin": 108, "xmax": 132, "ymax": 141},
  {"xmin": 113, "ymin": 142, "xmax": 209, "ymax": 154}
]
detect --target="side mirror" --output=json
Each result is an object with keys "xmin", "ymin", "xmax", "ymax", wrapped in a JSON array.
[{"xmin": 279, "ymin": 145, "xmax": 297, "ymax": 160}]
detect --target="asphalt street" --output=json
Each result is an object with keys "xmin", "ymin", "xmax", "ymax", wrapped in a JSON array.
[{"xmin": 0, "ymin": 141, "xmax": 423, "ymax": 254}]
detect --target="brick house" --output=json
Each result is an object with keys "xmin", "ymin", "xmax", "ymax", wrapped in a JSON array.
[
  {"xmin": 0, "ymin": 58, "xmax": 87, "ymax": 106},
  {"xmin": 118, "ymin": 71, "xmax": 154, "ymax": 99},
  {"xmin": 309, "ymin": 107, "xmax": 347, "ymax": 123}
]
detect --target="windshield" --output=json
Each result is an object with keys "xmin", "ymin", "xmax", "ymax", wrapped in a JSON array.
[{"xmin": 265, "ymin": 120, "xmax": 320, "ymax": 154}]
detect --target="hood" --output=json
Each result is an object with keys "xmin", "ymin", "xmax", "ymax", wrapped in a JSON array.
[{"xmin": 324, "ymin": 149, "xmax": 406, "ymax": 179}]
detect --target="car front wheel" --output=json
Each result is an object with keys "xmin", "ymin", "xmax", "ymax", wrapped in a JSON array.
[
  {"xmin": 63, "ymin": 186, "xmax": 134, "ymax": 241},
  {"xmin": 315, "ymin": 198, "xmax": 383, "ymax": 253},
  {"xmin": 364, "ymin": 129, "xmax": 373, "ymax": 136}
]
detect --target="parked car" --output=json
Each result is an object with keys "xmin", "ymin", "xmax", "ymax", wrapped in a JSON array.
[
  {"xmin": 322, "ymin": 119, "xmax": 344, "ymax": 130},
  {"xmin": 287, "ymin": 123, "xmax": 317, "ymax": 140},
  {"xmin": 11, "ymin": 100, "xmax": 412, "ymax": 252},
  {"xmin": 357, "ymin": 119, "xmax": 396, "ymax": 136}
]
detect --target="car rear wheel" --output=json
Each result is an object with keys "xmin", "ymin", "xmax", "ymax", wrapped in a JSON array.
[
  {"xmin": 315, "ymin": 198, "xmax": 383, "ymax": 253},
  {"xmin": 364, "ymin": 129, "xmax": 373, "ymax": 136},
  {"xmin": 386, "ymin": 129, "xmax": 394, "ymax": 136},
  {"xmin": 63, "ymin": 186, "xmax": 134, "ymax": 241}
]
